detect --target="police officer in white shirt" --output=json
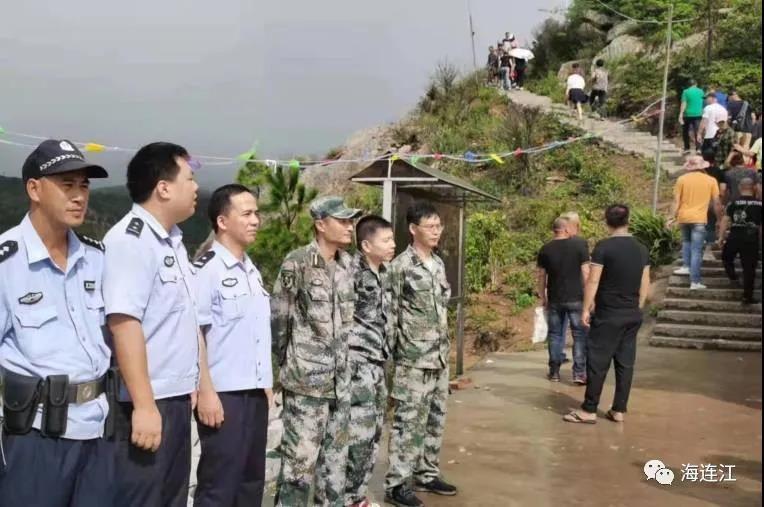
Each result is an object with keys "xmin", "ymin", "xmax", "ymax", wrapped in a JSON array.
[
  {"xmin": 192, "ymin": 184, "xmax": 273, "ymax": 507},
  {"xmin": 0, "ymin": 140, "xmax": 114, "ymax": 506},
  {"xmin": 103, "ymin": 142, "xmax": 223, "ymax": 507}
]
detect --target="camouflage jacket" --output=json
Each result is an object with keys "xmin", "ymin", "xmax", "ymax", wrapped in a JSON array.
[
  {"xmin": 271, "ymin": 240, "xmax": 356, "ymax": 399},
  {"xmin": 390, "ymin": 245, "xmax": 451, "ymax": 370},
  {"xmin": 347, "ymin": 253, "xmax": 393, "ymax": 363}
]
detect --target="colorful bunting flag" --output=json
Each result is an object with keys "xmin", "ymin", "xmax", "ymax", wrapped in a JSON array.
[
  {"xmin": 489, "ymin": 153, "xmax": 504, "ymax": 164},
  {"xmin": 83, "ymin": 143, "xmax": 106, "ymax": 152}
]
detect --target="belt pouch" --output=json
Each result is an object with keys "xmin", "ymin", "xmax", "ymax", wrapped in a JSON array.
[
  {"xmin": 40, "ymin": 374, "xmax": 69, "ymax": 437},
  {"xmin": 1, "ymin": 372, "xmax": 42, "ymax": 434}
]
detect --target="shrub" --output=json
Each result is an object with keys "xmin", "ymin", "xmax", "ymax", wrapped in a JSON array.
[
  {"xmin": 630, "ymin": 208, "xmax": 681, "ymax": 266},
  {"xmin": 527, "ymin": 71, "xmax": 566, "ymax": 104}
]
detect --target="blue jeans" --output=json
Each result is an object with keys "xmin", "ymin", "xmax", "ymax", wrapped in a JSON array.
[
  {"xmin": 681, "ymin": 223, "xmax": 707, "ymax": 284},
  {"xmin": 500, "ymin": 66, "xmax": 511, "ymax": 90},
  {"xmin": 546, "ymin": 302, "xmax": 588, "ymax": 377}
]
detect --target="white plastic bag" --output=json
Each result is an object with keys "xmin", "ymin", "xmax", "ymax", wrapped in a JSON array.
[{"xmin": 531, "ymin": 307, "xmax": 548, "ymax": 344}]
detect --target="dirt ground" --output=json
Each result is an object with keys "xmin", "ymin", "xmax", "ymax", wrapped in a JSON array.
[{"xmin": 364, "ymin": 328, "xmax": 763, "ymax": 507}]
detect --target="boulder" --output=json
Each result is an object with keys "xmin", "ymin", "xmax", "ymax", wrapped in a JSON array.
[
  {"xmin": 673, "ymin": 32, "xmax": 706, "ymax": 54},
  {"xmin": 577, "ymin": 22, "xmax": 604, "ymax": 40},
  {"xmin": 607, "ymin": 20, "xmax": 639, "ymax": 42},
  {"xmin": 581, "ymin": 9, "xmax": 613, "ymax": 29},
  {"xmin": 594, "ymin": 35, "xmax": 645, "ymax": 62},
  {"xmin": 558, "ymin": 60, "xmax": 587, "ymax": 81}
]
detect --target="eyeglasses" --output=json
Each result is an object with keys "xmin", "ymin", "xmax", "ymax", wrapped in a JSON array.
[{"xmin": 417, "ymin": 223, "xmax": 444, "ymax": 232}]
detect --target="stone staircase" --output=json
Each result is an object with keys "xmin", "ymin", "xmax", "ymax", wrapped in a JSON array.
[
  {"xmin": 650, "ymin": 251, "xmax": 763, "ymax": 351},
  {"xmin": 506, "ymin": 89, "xmax": 687, "ymax": 177}
]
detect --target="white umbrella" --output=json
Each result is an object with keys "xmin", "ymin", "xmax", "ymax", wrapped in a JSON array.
[{"xmin": 508, "ymin": 48, "xmax": 535, "ymax": 60}]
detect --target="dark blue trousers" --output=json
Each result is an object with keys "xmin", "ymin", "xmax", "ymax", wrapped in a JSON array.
[
  {"xmin": 113, "ymin": 395, "xmax": 192, "ymax": 507},
  {"xmin": 0, "ymin": 429, "xmax": 115, "ymax": 507},
  {"xmin": 194, "ymin": 389, "xmax": 269, "ymax": 507}
]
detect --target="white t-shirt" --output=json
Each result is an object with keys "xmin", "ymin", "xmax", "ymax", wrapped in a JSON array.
[
  {"xmin": 566, "ymin": 74, "xmax": 586, "ymax": 92},
  {"xmin": 702, "ymin": 103, "xmax": 729, "ymax": 139}
]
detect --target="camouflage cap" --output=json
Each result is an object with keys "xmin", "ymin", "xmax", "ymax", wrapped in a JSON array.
[{"xmin": 310, "ymin": 196, "xmax": 362, "ymax": 220}]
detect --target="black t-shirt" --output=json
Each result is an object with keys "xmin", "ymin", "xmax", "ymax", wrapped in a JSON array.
[
  {"xmin": 724, "ymin": 167, "xmax": 758, "ymax": 203},
  {"xmin": 728, "ymin": 99, "xmax": 753, "ymax": 133},
  {"xmin": 591, "ymin": 236, "xmax": 649, "ymax": 314},
  {"xmin": 726, "ymin": 198, "xmax": 762, "ymax": 238},
  {"xmin": 537, "ymin": 237, "xmax": 590, "ymax": 304},
  {"xmin": 500, "ymin": 55, "xmax": 512, "ymax": 67}
]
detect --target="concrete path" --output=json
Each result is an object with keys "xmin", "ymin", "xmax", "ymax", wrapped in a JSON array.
[{"xmin": 505, "ymin": 89, "xmax": 687, "ymax": 177}]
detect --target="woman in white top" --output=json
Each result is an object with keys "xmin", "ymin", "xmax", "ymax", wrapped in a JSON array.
[{"xmin": 566, "ymin": 63, "xmax": 588, "ymax": 121}]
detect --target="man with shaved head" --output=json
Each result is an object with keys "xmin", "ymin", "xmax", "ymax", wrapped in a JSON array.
[{"xmin": 537, "ymin": 216, "xmax": 590, "ymax": 383}]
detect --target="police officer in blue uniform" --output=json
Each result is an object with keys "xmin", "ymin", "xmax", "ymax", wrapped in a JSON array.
[
  {"xmin": 192, "ymin": 184, "xmax": 273, "ymax": 507},
  {"xmin": 0, "ymin": 139, "xmax": 114, "ymax": 506},
  {"xmin": 102, "ymin": 142, "xmax": 223, "ymax": 507}
]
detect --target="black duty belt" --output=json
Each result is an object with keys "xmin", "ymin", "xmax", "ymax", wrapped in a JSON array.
[
  {"xmin": 67, "ymin": 375, "xmax": 108, "ymax": 404},
  {"xmin": 1, "ymin": 369, "xmax": 107, "ymax": 405}
]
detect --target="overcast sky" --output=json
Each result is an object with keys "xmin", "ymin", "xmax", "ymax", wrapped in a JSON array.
[{"xmin": 0, "ymin": 0, "xmax": 560, "ymax": 188}]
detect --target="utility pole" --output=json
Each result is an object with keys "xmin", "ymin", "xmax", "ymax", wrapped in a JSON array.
[
  {"xmin": 653, "ymin": 3, "xmax": 674, "ymax": 213},
  {"xmin": 467, "ymin": 0, "xmax": 477, "ymax": 71},
  {"xmin": 706, "ymin": 0, "xmax": 713, "ymax": 65}
]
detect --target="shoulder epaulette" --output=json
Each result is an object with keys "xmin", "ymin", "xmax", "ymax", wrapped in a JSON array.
[
  {"xmin": 76, "ymin": 233, "xmax": 105, "ymax": 252},
  {"xmin": 0, "ymin": 240, "xmax": 19, "ymax": 264},
  {"xmin": 193, "ymin": 251, "xmax": 216, "ymax": 269},
  {"xmin": 126, "ymin": 218, "xmax": 144, "ymax": 238}
]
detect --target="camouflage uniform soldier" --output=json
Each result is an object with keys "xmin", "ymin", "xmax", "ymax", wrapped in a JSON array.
[
  {"xmin": 272, "ymin": 196, "xmax": 362, "ymax": 507},
  {"xmin": 344, "ymin": 216, "xmax": 397, "ymax": 507},
  {"xmin": 385, "ymin": 202, "xmax": 458, "ymax": 507}
]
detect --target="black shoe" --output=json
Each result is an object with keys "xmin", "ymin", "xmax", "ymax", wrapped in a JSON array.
[
  {"xmin": 385, "ymin": 485, "xmax": 424, "ymax": 507},
  {"xmin": 413, "ymin": 477, "xmax": 458, "ymax": 496},
  {"xmin": 547, "ymin": 367, "xmax": 561, "ymax": 382}
]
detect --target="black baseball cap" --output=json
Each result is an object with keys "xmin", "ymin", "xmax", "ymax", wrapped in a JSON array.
[{"xmin": 22, "ymin": 139, "xmax": 109, "ymax": 182}]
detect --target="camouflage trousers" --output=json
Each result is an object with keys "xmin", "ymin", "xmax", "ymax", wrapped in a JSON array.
[
  {"xmin": 276, "ymin": 390, "xmax": 350, "ymax": 507},
  {"xmin": 384, "ymin": 365, "xmax": 449, "ymax": 490},
  {"xmin": 344, "ymin": 357, "xmax": 387, "ymax": 505}
]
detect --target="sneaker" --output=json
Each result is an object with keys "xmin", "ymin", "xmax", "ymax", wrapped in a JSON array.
[
  {"xmin": 573, "ymin": 375, "xmax": 587, "ymax": 385},
  {"xmin": 413, "ymin": 477, "xmax": 458, "ymax": 496},
  {"xmin": 673, "ymin": 267, "xmax": 691, "ymax": 275},
  {"xmin": 385, "ymin": 485, "xmax": 423, "ymax": 507},
  {"xmin": 690, "ymin": 283, "xmax": 708, "ymax": 290},
  {"xmin": 547, "ymin": 369, "xmax": 561, "ymax": 382}
]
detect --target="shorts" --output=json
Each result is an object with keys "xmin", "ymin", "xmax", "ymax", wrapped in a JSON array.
[{"xmin": 569, "ymin": 88, "xmax": 588, "ymax": 104}]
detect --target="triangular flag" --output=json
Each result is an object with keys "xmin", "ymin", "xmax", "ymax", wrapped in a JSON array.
[
  {"xmin": 434, "ymin": 153, "xmax": 443, "ymax": 160},
  {"xmin": 237, "ymin": 150, "xmax": 256, "ymax": 162},
  {"xmin": 514, "ymin": 148, "xmax": 524, "ymax": 158},
  {"xmin": 0, "ymin": 126, "xmax": 5, "ymax": 135},
  {"xmin": 83, "ymin": 143, "xmax": 106, "ymax": 153},
  {"xmin": 489, "ymin": 153, "xmax": 504, "ymax": 164},
  {"xmin": 464, "ymin": 151, "xmax": 477, "ymax": 162},
  {"xmin": 390, "ymin": 154, "xmax": 400, "ymax": 161},
  {"xmin": 410, "ymin": 155, "xmax": 420, "ymax": 165},
  {"xmin": 289, "ymin": 159, "xmax": 301, "ymax": 170}
]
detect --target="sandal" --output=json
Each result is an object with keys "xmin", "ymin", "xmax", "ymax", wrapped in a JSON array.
[
  {"xmin": 606, "ymin": 410, "xmax": 625, "ymax": 423},
  {"xmin": 563, "ymin": 411, "xmax": 597, "ymax": 424}
]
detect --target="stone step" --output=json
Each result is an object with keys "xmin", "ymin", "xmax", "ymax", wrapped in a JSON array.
[
  {"xmin": 662, "ymin": 298, "xmax": 763, "ymax": 313},
  {"xmin": 675, "ymin": 258, "xmax": 763, "ymax": 269},
  {"xmin": 649, "ymin": 336, "xmax": 763, "ymax": 351},
  {"xmin": 657, "ymin": 310, "xmax": 762, "ymax": 328},
  {"xmin": 712, "ymin": 250, "xmax": 762, "ymax": 260},
  {"xmin": 653, "ymin": 323, "xmax": 762, "ymax": 341},
  {"xmin": 665, "ymin": 287, "xmax": 761, "ymax": 301},
  {"xmin": 668, "ymin": 275, "xmax": 762, "ymax": 289}
]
